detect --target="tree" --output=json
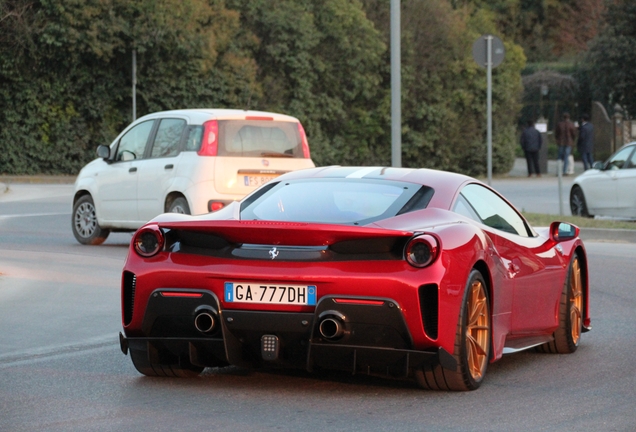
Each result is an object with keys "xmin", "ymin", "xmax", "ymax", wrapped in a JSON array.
[
  {"xmin": 450, "ymin": 0, "xmax": 604, "ymax": 62},
  {"xmin": 226, "ymin": 0, "xmax": 387, "ymax": 166},
  {"xmin": 362, "ymin": 0, "xmax": 525, "ymax": 175},
  {"xmin": 585, "ymin": 0, "xmax": 636, "ymax": 115},
  {"xmin": 0, "ymin": 0, "xmax": 526, "ymax": 176},
  {"xmin": 0, "ymin": 0, "xmax": 259, "ymax": 174}
]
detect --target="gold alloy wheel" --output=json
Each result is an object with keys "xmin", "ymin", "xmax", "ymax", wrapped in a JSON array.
[
  {"xmin": 466, "ymin": 280, "xmax": 490, "ymax": 380},
  {"xmin": 570, "ymin": 257, "xmax": 583, "ymax": 345}
]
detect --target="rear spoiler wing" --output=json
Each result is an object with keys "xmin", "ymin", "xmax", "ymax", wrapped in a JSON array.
[{"xmin": 155, "ymin": 220, "xmax": 414, "ymax": 246}]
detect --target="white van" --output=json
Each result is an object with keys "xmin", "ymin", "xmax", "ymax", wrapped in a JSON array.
[{"xmin": 72, "ymin": 109, "xmax": 315, "ymax": 244}]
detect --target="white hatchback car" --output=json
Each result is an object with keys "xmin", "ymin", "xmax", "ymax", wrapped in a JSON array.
[
  {"xmin": 570, "ymin": 141, "xmax": 636, "ymax": 218},
  {"xmin": 72, "ymin": 109, "xmax": 315, "ymax": 244}
]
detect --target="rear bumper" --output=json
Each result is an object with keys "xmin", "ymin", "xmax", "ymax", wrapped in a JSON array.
[{"xmin": 121, "ymin": 290, "xmax": 456, "ymax": 378}]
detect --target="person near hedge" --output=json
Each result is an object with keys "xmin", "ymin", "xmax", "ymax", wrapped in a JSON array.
[
  {"xmin": 578, "ymin": 113, "xmax": 595, "ymax": 170},
  {"xmin": 520, "ymin": 119, "xmax": 542, "ymax": 177},
  {"xmin": 555, "ymin": 112, "xmax": 576, "ymax": 175}
]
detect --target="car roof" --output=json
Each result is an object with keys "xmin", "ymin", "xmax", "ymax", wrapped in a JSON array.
[
  {"xmin": 135, "ymin": 109, "xmax": 300, "ymax": 124},
  {"xmin": 274, "ymin": 166, "xmax": 479, "ymax": 210}
]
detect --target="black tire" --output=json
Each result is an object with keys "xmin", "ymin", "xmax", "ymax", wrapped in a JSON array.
[
  {"xmin": 570, "ymin": 186, "xmax": 592, "ymax": 218},
  {"xmin": 167, "ymin": 196, "xmax": 190, "ymax": 214},
  {"xmin": 71, "ymin": 195, "xmax": 110, "ymax": 245},
  {"xmin": 129, "ymin": 346, "xmax": 204, "ymax": 378},
  {"xmin": 536, "ymin": 254, "xmax": 583, "ymax": 354},
  {"xmin": 415, "ymin": 269, "xmax": 491, "ymax": 391}
]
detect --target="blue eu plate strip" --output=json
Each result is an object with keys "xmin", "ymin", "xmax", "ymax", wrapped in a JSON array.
[
  {"xmin": 308, "ymin": 285, "xmax": 317, "ymax": 305},
  {"xmin": 225, "ymin": 282, "xmax": 233, "ymax": 302}
]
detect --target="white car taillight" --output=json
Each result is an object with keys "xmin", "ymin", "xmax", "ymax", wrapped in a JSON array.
[
  {"xmin": 198, "ymin": 120, "xmax": 219, "ymax": 156},
  {"xmin": 298, "ymin": 123, "xmax": 311, "ymax": 158}
]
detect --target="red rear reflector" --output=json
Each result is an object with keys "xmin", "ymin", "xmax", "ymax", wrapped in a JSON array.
[
  {"xmin": 245, "ymin": 116, "xmax": 274, "ymax": 121},
  {"xmin": 209, "ymin": 202, "xmax": 225, "ymax": 212},
  {"xmin": 333, "ymin": 298, "xmax": 384, "ymax": 306},
  {"xmin": 160, "ymin": 292, "xmax": 204, "ymax": 298}
]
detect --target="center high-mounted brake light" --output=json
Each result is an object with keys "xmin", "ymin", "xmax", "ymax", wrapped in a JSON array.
[
  {"xmin": 198, "ymin": 120, "xmax": 219, "ymax": 156},
  {"xmin": 245, "ymin": 116, "xmax": 274, "ymax": 121}
]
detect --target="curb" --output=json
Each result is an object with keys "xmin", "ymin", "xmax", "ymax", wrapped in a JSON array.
[
  {"xmin": 0, "ymin": 176, "xmax": 76, "ymax": 184},
  {"xmin": 579, "ymin": 228, "xmax": 636, "ymax": 244}
]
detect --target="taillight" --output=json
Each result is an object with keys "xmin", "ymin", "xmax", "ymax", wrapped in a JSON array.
[
  {"xmin": 198, "ymin": 120, "xmax": 218, "ymax": 156},
  {"xmin": 405, "ymin": 234, "xmax": 439, "ymax": 268},
  {"xmin": 298, "ymin": 123, "xmax": 311, "ymax": 158},
  {"xmin": 133, "ymin": 224, "xmax": 164, "ymax": 257}
]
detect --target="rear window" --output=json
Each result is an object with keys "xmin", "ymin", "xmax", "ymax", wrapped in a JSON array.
[
  {"xmin": 240, "ymin": 179, "xmax": 432, "ymax": 225},
  {"xmin": 218, "ymin": 120, "xmax": 302, "ymax": 157}
]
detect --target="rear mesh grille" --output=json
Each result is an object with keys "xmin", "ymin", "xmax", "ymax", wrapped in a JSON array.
[
  {"xmin": 123, "ymin": 271, "xmax": 136, "ymax": 326},
  {"xmin": 419, "ymin": 284, "xmax": 439, "ymax": 340},
  {"xmin": 168, "ymin": 229, "xmax": 406, "ymax": 262}
]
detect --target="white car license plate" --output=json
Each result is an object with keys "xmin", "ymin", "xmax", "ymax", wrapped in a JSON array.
[
  {"xmin": 243, "ymin": 174, "xmax": 278, "ymax": 187},
  {"xmin": 224, "ymin": 282, "xmax": 317, "ymax": 305}
]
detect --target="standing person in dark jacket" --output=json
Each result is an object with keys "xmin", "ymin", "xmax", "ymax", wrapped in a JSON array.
[
  {"xmin": 578, "ymin": 113, "xmax": 595, "ymax": 170},
  {"xmin": 555, "ymin": 112, "xmax": 577, "ymax": 175},
  {"xmin": 520, "ymin": 119, "xmax": 542, "ymax": 177}
]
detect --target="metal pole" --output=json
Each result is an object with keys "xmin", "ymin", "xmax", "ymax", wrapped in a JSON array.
[
  {"xmin": 557, "ymin": 159, "xmax": 564, "ymax": 216},
  {"xmin": 486, "ymin": 35, "xmax": 493, "ymax": 185},
  {"xmin": 132, "ymin": 49, "xmax": 137, "ymax": 122},
  {"xmin": 390, "ymin": 0, "xmax": 401, "ymax": 167}
]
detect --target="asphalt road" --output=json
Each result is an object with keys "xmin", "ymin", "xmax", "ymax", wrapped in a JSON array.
[{"xmin": 1, "ymin": 182, "xmax": 635, "ymax": 431}]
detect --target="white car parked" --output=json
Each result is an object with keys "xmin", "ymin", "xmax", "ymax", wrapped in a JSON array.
[
  {"xmin": 570, "ymin": 141, "xmax": 636, "ymax": 218},
  {"xmin": 72, "ymin": 109, "xmax": 315, "ymax": 244}
]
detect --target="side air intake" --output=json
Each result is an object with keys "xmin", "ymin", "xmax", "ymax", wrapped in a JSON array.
[
  {"xmin": 123, "ymin": 271, "xmax": 136, "ymax": 326},
  {"xmin": 419, "ymin": 284, "xmax": 439, "ymax": 340}
]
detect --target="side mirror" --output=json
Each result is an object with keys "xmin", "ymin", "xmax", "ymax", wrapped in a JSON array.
[
  {"xmin": 97, "ymin": 145, "xmax": 110, "ymax": 159},
  {"xmin": 550, "ymin": 221, "xmax": 579, "ymax": 242},
  {"xmin": 592, "ymin": 161, "xmax": 603, "ymax": 170}
]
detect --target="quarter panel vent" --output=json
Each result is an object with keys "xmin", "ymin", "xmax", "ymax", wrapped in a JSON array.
[
  {"xmin": 419, "ymin": 284, "xmax": 439, "ymax": 340},
  {"xmin": 123, "ymin": 271, "xmax": 136, "ymax": 326}
]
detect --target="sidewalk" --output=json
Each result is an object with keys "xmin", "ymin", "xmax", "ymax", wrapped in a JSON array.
[{"xmin": 506, "ymin": 157, "xmax": 585, "ymax": 178}]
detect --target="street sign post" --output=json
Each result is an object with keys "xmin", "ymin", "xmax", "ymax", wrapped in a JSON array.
[
  {"xmin": 472, "ymin": 34, "xmax": 505, "ymax": 185},
  {"xmin": 391, "ymin": 0, "xmax": 401, "ymax": 168}
]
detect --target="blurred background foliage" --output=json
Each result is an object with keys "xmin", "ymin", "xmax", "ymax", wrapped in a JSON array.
[{"xmin": 0, "ymin": 0, "xmax": 632, "ymax": 176}]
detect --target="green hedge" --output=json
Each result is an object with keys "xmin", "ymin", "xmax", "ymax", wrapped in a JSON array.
[{"xmin": 0, "ymin": 0, "xmax": 525, "ymax": 176}]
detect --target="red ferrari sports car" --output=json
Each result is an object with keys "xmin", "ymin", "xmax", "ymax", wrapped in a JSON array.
[{"xmin": 119, "ymin": 166, "xmax": 591, "ymax": 391}]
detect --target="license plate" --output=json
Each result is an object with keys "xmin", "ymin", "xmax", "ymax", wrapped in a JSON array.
[
  {"xmin": 243, "ymin": 174, "xmax": 278, "ymax": 187},
  {"xmin": 224, "ymin": 282, "xmax": 317, "ymax": 305}
]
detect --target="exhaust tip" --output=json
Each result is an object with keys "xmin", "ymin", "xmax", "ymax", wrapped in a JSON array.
[
  {"xmin": 319, "ymin": 317, "xmax": 344, "ymax": 340},
  {"xmin": 194, "ymin": 312, "xmax": 217, "ymax": 334}
]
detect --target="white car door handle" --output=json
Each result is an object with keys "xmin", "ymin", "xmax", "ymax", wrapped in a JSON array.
[
  {"xmin": 129, "ymin": 167, "xmax": 137, "ymax": 173},
  {"xmin": 165, "ymin": 164, "xmax": 174, "ymax": 170}
]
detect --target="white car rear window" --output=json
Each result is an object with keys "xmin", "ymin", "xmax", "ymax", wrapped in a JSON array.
[{"xmin": 219, "ymin": 120, "xmax": 302, "ymax": 158}]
